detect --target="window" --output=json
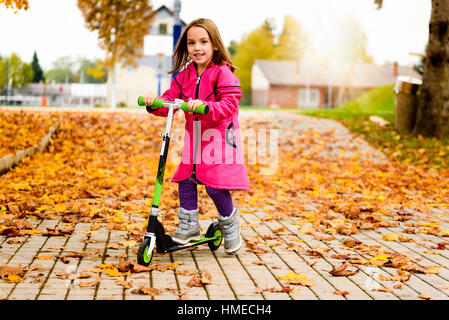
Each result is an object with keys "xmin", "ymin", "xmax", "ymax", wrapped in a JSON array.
[
  {"xmin": 298, "ymin": 88, "xmax": 320, "ymax": 108},
  {"xmin": 159, "ymin": 23, "xmax": 168, "ymax": 35}
]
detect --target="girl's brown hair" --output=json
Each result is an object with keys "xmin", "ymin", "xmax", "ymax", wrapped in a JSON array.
[{"xmin": 168, "ymin": 18, "xmax": 238, "ymax": 74}]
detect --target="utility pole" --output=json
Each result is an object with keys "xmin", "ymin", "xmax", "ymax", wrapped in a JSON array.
[{"xmin": 172, "ymin": 0, "xmax": 182, "ymax": 80}]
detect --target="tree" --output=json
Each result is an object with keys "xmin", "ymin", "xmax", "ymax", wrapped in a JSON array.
[
  {"xmin": 44, "ymin": 56, "xmax": 75, "ymax": 84},
  {"xmin": 227, "ymin": 40, "xmax": 238, "ymax": 57},
  {"xmin": 0, "ymin": 57, "xmax": 6, "ymax": 93},
  {"xmin": 0, "ymin": 53, "xmax": 33, "ymax": 91},
  {"xmin": 31, "ymin": 51, "xmax": 45, "ymax": 83},
  {"xmin": 77, "ymin": 0, "xmax": 154, "ymax": 108},
  {"xmin": 274, "ymin": 15, "xmax": 309, "ymax": 61},
  {"xmin": 87, "ymin": 63, "xmax": 107, "ymax": 83},
  {"xmin": 0, "ymin": 0, "xmax": 29, "ymax": 10},
  {"xmin": 375, "ymin": 0, "xmax": 449, "ymax": 138},
  {"xmin": 75, "ymin": 58, "xmax": 107, "ymax": 83},
  {"xmin": 232, "ymin": 20, "xmax": 277, "ymax": 97}
]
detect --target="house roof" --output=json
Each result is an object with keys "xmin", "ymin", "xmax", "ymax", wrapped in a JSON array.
[
  {"xmin": 151, "ymin": 4, "xmax": 187, "ymax": 26},
  {"xmin": 254, "ymin": 59, "xmax": 422, "ymax": 88}
]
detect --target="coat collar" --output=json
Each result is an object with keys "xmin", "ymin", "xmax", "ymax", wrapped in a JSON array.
[{"xmin": 186, "ymin": 60, "xmax": 216, "ymax": 75}]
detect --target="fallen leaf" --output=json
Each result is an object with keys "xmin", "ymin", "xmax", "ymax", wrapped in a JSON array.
[
  {"xmin": 278, "ymin": 272, "xmax": 315, "ymax": 287},
  {"xmin": 187, "ymin": 271, "xmax": 211, "ymax": 287},
  {"xmin": 334, "ymin": 290, "xmax": 349, "ymax": 296},
  {"xmin": 5, "ymin": 274, "xmax": 25, "ymax": 283},
  {"xmin": 175, "ymin": 269, "xmax": 195, "ymax": 276},
  {"xmin": 329, "ymin": 263, "xmax": 359, "ymax": 277},
  {"xmin": 245, "ymin": 236, "xmax": 260, "ymax": 248},
  {"xmin": 119, "ymin": 240, "xmax": 138, "ymax": 247},
  {"xmin": 79, "ymin": 277, "xmax": 102, "ymax": 287},
  {"xmin": 0, "ymin": 264, "xmax": 26, "ymax": 278},
  {"xmin": 246, "ymin": 247, "xmax": 269, "ymax": 254},
  {"xmin": 286, "ymin": 243, "xmax": 305, "ymax": 252},
  {"xmin": 272, "ymin": 226, "xmax": 287, "ymax": 234},
  {"xmin": 382, "ymin": 233, "xmax": 400, "ymax": 241},
  {"xmin": 132, "ymin": 286, "xmax": 162, "ymax": 296},
  {"xmin": 306, "ymin": 247, "xmax": 329, "ymax": 257},
  {"xmin": 115, "ymin": 279, "xmax": 133, "ymax": 289},
  {"xmin": 35, "ymin": 254, "xmax": 53, "ymax": 260}
]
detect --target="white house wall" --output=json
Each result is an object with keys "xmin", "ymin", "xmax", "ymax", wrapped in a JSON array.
[
  {"xmin": 251, "ymin": 63, "xmax": 270, "ymax": 90},
  {"xmin": 116, "ymin": 56, "xmax": 172, "ymax": 107}
]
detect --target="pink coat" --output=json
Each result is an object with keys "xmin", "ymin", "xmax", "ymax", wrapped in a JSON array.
[{"xmin": 147, "ymin": 61, "xmax": 250, "ymax": 190}]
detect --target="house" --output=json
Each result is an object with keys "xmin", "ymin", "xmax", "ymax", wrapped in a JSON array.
[
  {"xmin": 112, "ymin": 5, "xmax": 186, "ymax": 107},
  {"xmin": 251, "ymin": 58, "xmax": 422, "ymax": 108}
]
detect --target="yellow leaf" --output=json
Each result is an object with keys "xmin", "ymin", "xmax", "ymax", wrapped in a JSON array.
[
  {"xmin": 120, "ymin": 240, "xmax": 138, "ymax": 247},
  {"xmin": 105, "ymin": 268, "xmax": 122, "ymax": 277},
  {"xmin": 424, "ymin": 266, "xmax": 440, "ymax": 274},
  {"xmin": 6, "ymin": 274, "xmax": 25, "ymax": 283},
  {"xmin": 53, "ymin": 203, "xmax": 67, "ymax": 212},
  {"xmin": 167, "ymin": 262, "xmax": 179, "ymax": 270},
  {"xmin": 277, "ymin": 272, "xmax": 315, "ymax": 286},
  {"xmin": 382, "ymin": 233, "xmax": 400, "ymax": 241},
  {"xmin": 24, "ymin": 229, "xmax": 42, "ymax": 235},
  {"xmin": 36, "ymin": 254, "xmax": 53, "ymax": 260},
  {"xmin": 278, "ymin": 272, "xmax": 301, "ymax": 281},
  {"xmin": 371, "ymin": 254, "xmax": 391, "ymax": 261}
]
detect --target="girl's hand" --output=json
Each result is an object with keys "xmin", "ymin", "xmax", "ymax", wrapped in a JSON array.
[
  {"xmin": 142, "ymin": 93, "xmax": 158, "ymax": 107},
  {"xmin": 187, "ymin": 99, "xmax": 204, "ymax": 112}
]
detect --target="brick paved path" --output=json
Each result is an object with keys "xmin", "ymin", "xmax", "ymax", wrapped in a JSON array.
[{"xmin": 1, "ymin": 109, "xmax": 448, "ymax": 300}]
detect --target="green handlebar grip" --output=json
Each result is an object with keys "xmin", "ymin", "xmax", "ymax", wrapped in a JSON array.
[
  {"xmin": 137, "ymin": 96, "xmax": 208, "ymax": 114},
  {"xmin": 137, "ymin": 96, "xmax": 145, "ymax": 106},
  {"xmin": 180, "ymin": 102, "xmax": 209, "ymax": 115},
  {"xmin": 137, "ymin": 96, "xmax": 162, "ymax": 107}
]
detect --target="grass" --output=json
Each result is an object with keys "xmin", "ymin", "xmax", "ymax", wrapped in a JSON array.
[
  {"xmin": 298, "ymin": 84, "xmax": 396, "ymax": 122},
  {"xmin": 294, "ymin": 84, "xmax": 449, "ymax": 170}
]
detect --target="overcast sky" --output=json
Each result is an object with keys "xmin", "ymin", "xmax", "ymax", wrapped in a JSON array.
[{"xmin": 0, "ymin": 0, "xmax": 430, "ymax": 70}]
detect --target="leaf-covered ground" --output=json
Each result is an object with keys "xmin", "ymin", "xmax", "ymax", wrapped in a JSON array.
[
  {"xmin": 0, "ymin": 110, "xmax": 60, "ymax": 157},
  {"xmin": 0, "ymin": 109, "xmax": 448, "ymax": 299}
]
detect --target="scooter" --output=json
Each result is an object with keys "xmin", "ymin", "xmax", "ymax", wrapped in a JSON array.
[{"xmin": 136, "ymin": 96, "xmax": 223, "ymax": 266}]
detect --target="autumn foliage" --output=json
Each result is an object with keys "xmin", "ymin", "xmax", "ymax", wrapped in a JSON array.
[
  {"xmin": 0, "ymin": 110, "xmax": 59, "ymax": 157},
  {"xmin": 0, "ymin": 0, "xmax": 29, "ymax": 10},
  {"xmin": 77, "ymin": 0, "xmax": 154, "ymax": 67},
  {"xmin": 0, "ymin": 109, "xmax": 448, "ymax": 297}
]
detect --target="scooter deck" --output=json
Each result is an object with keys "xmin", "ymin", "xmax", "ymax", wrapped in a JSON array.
[{"xmin": 161, "ymin": 235, "xmax": 219, "ymax": 253}]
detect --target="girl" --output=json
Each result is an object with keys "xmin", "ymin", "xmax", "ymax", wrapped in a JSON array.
[{"xmin": 142, "ymin": 18, "xmax": 249, "ymax": 254}]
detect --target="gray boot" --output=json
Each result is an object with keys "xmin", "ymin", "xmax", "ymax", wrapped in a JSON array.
[
  {"xmin": 171, "ymin": 208, "xmax": 201, "ymax": 244},
  {"xmin": 218, "ymin": 207, "xmax": 242, "ymax": 254}
]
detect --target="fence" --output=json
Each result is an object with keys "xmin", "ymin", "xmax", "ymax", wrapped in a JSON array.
[{"xmin": 1, "ymin": 83, "xmax": 107, "ymax": 107}]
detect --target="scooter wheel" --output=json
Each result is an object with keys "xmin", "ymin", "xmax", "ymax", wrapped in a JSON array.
[
  {"xmin": 137, "ymin": 238, "xmax": 153, "ymax": 266},
  {"xmin": 206, "ymin": 222, "xmax": 222, "ymax": 251}
]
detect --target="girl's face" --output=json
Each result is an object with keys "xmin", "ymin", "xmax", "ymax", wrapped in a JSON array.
[{"xmin": 187, "ymin": 26, "xmax": 215, "ymax": 74}]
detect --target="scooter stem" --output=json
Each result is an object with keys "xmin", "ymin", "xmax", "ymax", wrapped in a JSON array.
[{"xmin": 151, "ymin": 103, "xmax": 176, "ymax": 211}]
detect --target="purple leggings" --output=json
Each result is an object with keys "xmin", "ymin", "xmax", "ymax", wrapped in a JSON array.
[{"xmin": 178, "ymin": 178, "xmax": 234, "ymax": 217}]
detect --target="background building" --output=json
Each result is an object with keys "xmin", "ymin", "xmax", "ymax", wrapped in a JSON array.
[
  {"xmin": 113, "ymin": 5, "xmax": 186, "ymax": 107},
  {"xmin": 251, "ymin": 58, "xmax": 422, "ymax": 108}
]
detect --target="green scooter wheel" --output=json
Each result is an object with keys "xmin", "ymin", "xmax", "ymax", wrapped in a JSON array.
[
  {"xmin": 137, "ymin": 238, "xmax": 153, "ymax": 266},
  {"xmin": 206, "ymin": 222, "xmax": 222, "ymax": 251}
]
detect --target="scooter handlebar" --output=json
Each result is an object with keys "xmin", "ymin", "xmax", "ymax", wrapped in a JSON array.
[{"xmin": 138, "ymin": 96, "xmax": 209, "ymax": 115}]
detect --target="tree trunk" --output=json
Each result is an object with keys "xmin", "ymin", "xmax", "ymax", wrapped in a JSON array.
[{"xmin": 413, "ymin": 0, "xmax": 449, "ymax": 138}]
